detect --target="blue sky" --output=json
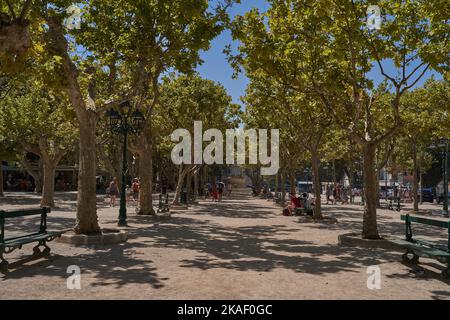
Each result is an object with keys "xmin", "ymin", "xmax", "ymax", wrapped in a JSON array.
[
  {"xmin": 196, "ymin": 0, "xmax": 441, "ymax": 106},
  {"xmin": 196, "ymin": 0, "xmax": 270, "ymax": 105}
]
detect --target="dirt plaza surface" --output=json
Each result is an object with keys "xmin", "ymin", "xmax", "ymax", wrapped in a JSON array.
[{"xmin": 0, "ymin": 190, "xmax": 449, "ymax": 300}]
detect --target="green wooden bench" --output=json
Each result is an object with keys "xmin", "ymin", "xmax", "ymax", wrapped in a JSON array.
[
  {"xmin": 157, "ymin": 193, "xmax": 170, "ymax": 213},
  {"xmin": 389, "ymin": 214, "xmax": 450, "ymax": 278},
  {"xmin": 0, "ymin": 207, "xmax": 65, "ymax": 273}
]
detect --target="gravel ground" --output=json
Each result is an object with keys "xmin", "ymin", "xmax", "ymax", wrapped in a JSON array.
[{"xmin": 0, "ymin": 190, "xmax": 449, "ymax": 300}]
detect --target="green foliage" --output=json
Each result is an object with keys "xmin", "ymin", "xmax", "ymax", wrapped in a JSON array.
[
  {"xmin": 0, "ymin": 76, "xmax": 78, "ymax": 157},
  {"xmin": 154, "ymin": 73, "xmax": 240, "ymax": 153}
]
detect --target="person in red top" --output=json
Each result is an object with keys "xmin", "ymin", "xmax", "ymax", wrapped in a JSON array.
[
  {"xmin": 211, "ymin": 183, "xmax": 219, "ymax": 202},
  {"xmin": 132, "ymin": 178, "xmax": 140, "ymax": 204},
  {"xmin": 283, "ymin": 193, "xmax": 300, "ymax": 216},
  {"xmin": 290, "ymin": 194, "xmax": 301, "ymax": 209}
]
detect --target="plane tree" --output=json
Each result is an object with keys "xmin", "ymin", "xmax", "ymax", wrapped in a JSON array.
[
  {"xmin": 229, "ymin": 0, "xmax": 449, "ymax": 238},
  {"xmin": 0, "ymin": 79, "xmax": 77, "ymax": 207}
]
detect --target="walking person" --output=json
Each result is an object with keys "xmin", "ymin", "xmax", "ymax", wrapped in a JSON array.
[
  {"xmin": 109, "ymin": 177, "xmax": 119, "ymax": 207},
  {"xmin": 326, "ymin": 184, "xmax": 332, "ymax": 204},
  {"xmin": 132, "ymin": 178, "xmax": 140, "ymax": 205}
]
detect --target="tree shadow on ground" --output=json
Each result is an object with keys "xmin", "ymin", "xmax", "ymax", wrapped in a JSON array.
[
  {"xmin": 386, "ymin": 260, "xmax": 450, "ymax": 286},
  {"xmin": 431, "ymin": 290, "xmax": 450, "ymax": 300},
  {"xmin": 1, "ymin": 241, "xmax": 166, "ymax": 289},
  {"xmin": 125, "ymin": 215, "xmax": 398, "ymax": 275},
  {"xmin": 190, "ymin": 200, "xmax": 277, "ymax": 219}
]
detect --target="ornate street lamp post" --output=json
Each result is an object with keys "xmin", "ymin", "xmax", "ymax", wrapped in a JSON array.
[{"xmin": 106, "ymin": 101, "xmax": 145, "ymax": 226}]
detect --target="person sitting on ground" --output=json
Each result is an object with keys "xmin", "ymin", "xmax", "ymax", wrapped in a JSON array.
[
  {"xmin": 283, "ymin": 193, "xmax": 299, "ymax": 216},
  {"xmin": 301, "ymin": 192, "xmax": 315, "ymax": 216},
  {"xmin": 290, "ymin": 193, "xmax": 301, "ymax": 209}
]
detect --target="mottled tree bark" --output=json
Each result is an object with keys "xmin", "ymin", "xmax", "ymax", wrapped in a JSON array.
[
  {"xmin": 186, "ymin": 171, "xmax": 192, "ymax": 200},
  {"xmin": 74, "ymin": 115, "xmax": 101, "ymax": 234},
  {"xmin": 194, "ymin": 169, "xmax": 199, "ymax": 197},
  {"xmin": 0, "ymin": 160, "xmax": 3, "ymax": 197},
  {"xmin": 137, "ymin": 143, "xmax": 155, "ymax": 215},
  {"xmin": 172, "ymin": 165, "xmax": 187, "ymax": 206},
  {"xmin": 281, "ymin": 170, "xmax": 286, "ymax": 205},
  {"xmin": 290, "ymin": 173, "xmax": 296, "ymax": 195},
  {"xmin": 47, "ymin": 17, "xmax": 100, "ymax": 234},
  {"xmin": 311, "ymin": 151, "xmax": 323, "ymax": 219},
  {"xmin": 41, "ymin": 160, "xmax": 56, "ymax": 208},
  {"xmin": 412, "ymin": 141, "xmax": 419, "ymax": 212},
  {"xmin": 274, "ymin": 172, "xmax": 279, "ymax": 198},
  {"xmin": 362, "ymin": 143, "xmax": 380, "ymax": 239}
]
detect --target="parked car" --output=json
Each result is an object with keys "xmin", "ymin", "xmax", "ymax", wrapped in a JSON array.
[
  {"xmin": 420, "ymin": 188, "xmax": 434, "ymax": 203},
  {"xmin": 437, "ymin": 192, "xmax": 450, "ymax": 204}
]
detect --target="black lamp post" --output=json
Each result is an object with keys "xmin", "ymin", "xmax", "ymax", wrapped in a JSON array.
[{"xmin": 106, "ymin": 101, "xmax": 145, "ymax": 226}]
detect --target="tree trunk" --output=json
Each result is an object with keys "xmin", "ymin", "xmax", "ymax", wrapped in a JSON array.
[
  {"xmin": 172, "ymin": 165, "xmax": 188, "ymax": 206},
  {"xmin": 46, "ymin": 18, "xmax": 100, "ymax": 235},
  {"xmin": 186, "ymin": 171, "xmax": 192, "ymax": 200},
  {"xmin": 21, "ymin": 158, "xmax": 42, "ymax": 194},
  {"xmin": 41, "ymin": 160, "xmax": 56, "ymax": 207},
  {"xmin": 362, "ymin": 143, "xmax": 380, "ymax": 239},
  {"xmin": 255, "ymin": 169, "xmax": 262, "ymax": 195},
  {"xmin": 281, "ymin": 170, "xmax": 286, "ymax": 205},
  {"xmin": 348, "ymin": 167, "xmax": 354, "ymax": 204},
  {"xmin": 290, "ymin": 173, "xmax": 296, "ymax": 195},
  {"xmin": 74, "ymin": 115, "xmax": 101, "ymax": 234},
  {"xmin": 138, "ymin": 145, "xmax": 155, "ymax": 215},
  {"xmin": 194, "ymin": 169, "xmax": 199, "ymax": 197},
  {"xmin": 412, "ymin": 141, "xmax": 419, "ymax": 212},
  {"xmin": 419, "ymin": 162, "xmax": 423, "ymax": 205},
  {"xmin": 0, "ymin": 159, "xmax": 3, "ymax": 197},
  {"xmin": 311, "ymin": 151, "xmax": 323, "ymax": 219},
  {"xmin": 274, "ymin": 172, "xmax": 279, "ymax": 198},
  {"xmin": 202, "ymin": 165, "xmax": 208, "ymax": 185},
  {"xmin": 375, "ymin": 166, "xmax": 381, "ymax": 208}
]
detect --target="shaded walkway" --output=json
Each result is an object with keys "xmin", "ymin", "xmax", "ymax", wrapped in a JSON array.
[{"xmin": 0, "ymin": 189, "xmax": 449, "ymax": 299}]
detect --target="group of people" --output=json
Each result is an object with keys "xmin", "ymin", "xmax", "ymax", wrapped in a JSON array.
[
  {"xmin": 204, "ymin": 182, "xmax": 232, "ymax": 202},
  {"xmin": 107, "ymin": 177, "xmax": 140, "ymax": 207},
  {"xmin": 5, "ymin": 176, "xmax": 33, "ymax": 191},
  {"xmin": 325, "ymin": 184, "xmax": 359, "ymax": 205},
  {"xmin": 283, "ymin": 192, "xmax": 314, "ymax": 216}
]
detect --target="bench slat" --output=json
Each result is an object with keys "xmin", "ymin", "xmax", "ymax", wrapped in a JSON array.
[
  {"xmin": 0, "ymin": 231, "xmax": 64, "ymax": 247},
  {"xmin": 401, "ymin": 215, "xmax": 449, "ymax": 228},
  {"xmin": 1, "ymin": 208, "xmax": 50, "ymax": 218},
  {"xmin": 389, "ymin": 239, "xmax": 450, "ymax": 258}
]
